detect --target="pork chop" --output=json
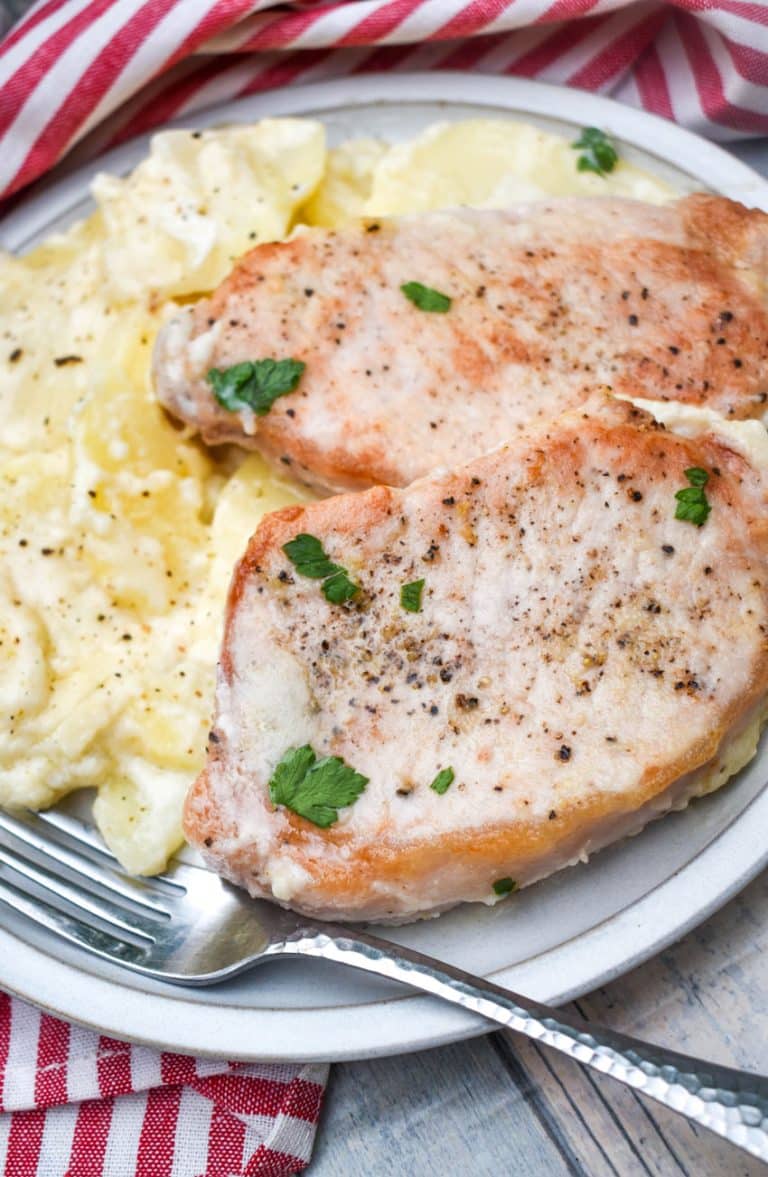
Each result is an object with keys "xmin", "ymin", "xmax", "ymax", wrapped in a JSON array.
[
  {"xmin": 155, "ymin": 194, "xmax": 768, "ymax": 493},
  {"xmin": 184, "ymin": 395, "xmax": 768, "ymax": 922}
]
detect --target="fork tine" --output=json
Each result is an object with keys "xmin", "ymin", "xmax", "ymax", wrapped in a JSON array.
[
  {"xmin": 34, "ymin": 810, "xmax": 185, "ymax": 889},
  {"xmin": 0, "ymin": 811, "xmax": 175, "ymax": 914},
  {"xmin": 31, "ymin": 808, "xmax": 117, "ymax": 856},
  {"xmin": 0, "ymin": 843, "xmax": 161, "ymax": 942},
  {"xmin": 0, "ymin": 875, "xmax": 149, "ymax": 966},
  {"xmin": 29, "ymin": 808, "xmax": 209, "ymax": 891},
  {"xmin": 28, "ymin": 809, "xmax": 197, "ymax": 891}
]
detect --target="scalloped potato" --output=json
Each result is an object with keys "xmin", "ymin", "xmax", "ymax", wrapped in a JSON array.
[
  {"xmin": 0, "ymin": 116, "xmax": 676, "ymax": 873},
  {"xmin": 308, "ymin": 119, "xmax": 674, "ymax": 228},
  {"xmin": 94, "ymin": 119, "xmax": 326, "ymax": 301}
]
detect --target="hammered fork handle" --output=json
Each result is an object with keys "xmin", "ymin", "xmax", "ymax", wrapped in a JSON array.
[{"xmin": 272, "ymin": 925, "xmax": 768, "ymax": 1162}]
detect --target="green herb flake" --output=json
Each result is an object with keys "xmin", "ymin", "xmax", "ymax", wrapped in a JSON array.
[
  {"xmin": 401, "ymin": 282, "xmax": 452, "ymax": 313},
  {"xmin": 430, "ymin": 767, "xmax": 455, "ymax": 795},
  {"xmin": 684, "ymin": 466, "xmax": 709, "ymax": 488},
  {"xmin": 282, "ymin": 532, "xmax": 360, "ymax": 603},
  {"xmin": 400, "ymin": 578, "xmax": 425, "ymax": 613},
  {"xmin": 207, "ymin": 358, "xmax": 305, "ymax": 416},
  {"xmin": 269, "ymin": 744, "xmax": 368, "ymax": 828},
  {"xmin": 492, "ymin": 877, "xmax": 517, "ymax": 896},
  {"xmin": 322, "ymin": 568, "xmax": 359, "ymax": 604},
  {"xmin": 571, "ymin": 127, "xmax": 618, "ymax": 178},
  {"xmin": 282, "ymin": 533, "xmax": 339, "ymax": 580},
  {"xmin": 674, "ymin": 467, "xmax": 711, "ymax": 527}
]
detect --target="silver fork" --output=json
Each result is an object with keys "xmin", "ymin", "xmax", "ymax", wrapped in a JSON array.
[{"xmin": 1, "ymin": 808, "xmax": 767, "ymax": 1162}]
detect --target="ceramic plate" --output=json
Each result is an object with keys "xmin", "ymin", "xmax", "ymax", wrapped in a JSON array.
[{"xmin": 3, "ymin": 73, "xmax": 768, "ymax": 1062}]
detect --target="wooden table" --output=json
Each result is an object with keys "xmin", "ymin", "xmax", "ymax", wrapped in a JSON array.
[
  {"xmin": 311, "ymin": 865, "xmax": 768, "ymax": 1176},
  {"xmin": 2, "ymin": 2, "xmax": 765, "ymax": 1166},
  {"xmin": 309, "ymin": 136, "xmax": 768, "ymax": 1177}
]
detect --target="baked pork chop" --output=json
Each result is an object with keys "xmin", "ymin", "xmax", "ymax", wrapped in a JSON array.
[
  {"xmin": 155, "ymin": 194, "xmax": 768, "ymax": 493},
  {"xmin": 184, "ymin": 395, "xmax": 768, "ymax": 922}
]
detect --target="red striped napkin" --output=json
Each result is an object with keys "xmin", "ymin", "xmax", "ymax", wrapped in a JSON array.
[
  {"xmin": 1, "ymin": 1, "xmax": 767, "ymax": 1174},
  {"xmin": 0, "ymin": 993, "xmax": 326, "ymax": 1175},
  {"xmin": 1, "ymin": 0, "xmax": 768, "ymax": 206}
]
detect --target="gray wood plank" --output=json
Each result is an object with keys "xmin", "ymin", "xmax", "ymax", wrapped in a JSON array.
[
  {"xmin": 513, "ymin": 869, "xmax": 768, "ymax": 1177},
  {"xmin": 312, "ymin": 869, "xmax": 768, "ymax": 1175},
  {"xmin": 309, "ymin": 1035, "xmax": 578, "ymax": 1176}
]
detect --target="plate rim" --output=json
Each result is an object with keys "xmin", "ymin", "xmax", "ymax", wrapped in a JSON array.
[{"xmin": 3, "ymin": 70, "xmax": 768, "ymax": 1061}]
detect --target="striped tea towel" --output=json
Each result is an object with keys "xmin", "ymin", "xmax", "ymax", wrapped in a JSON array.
[
  {"xmin": 0, "ymin": 993, "xmax": 326, "ymax": 1176},
  {"xmin": 1, "ymin": 0, "xmax": 768, "ymax": 206},
  {"xmin": 1, "ymin": 0, "xmax": 767, "ymax": 1174}
]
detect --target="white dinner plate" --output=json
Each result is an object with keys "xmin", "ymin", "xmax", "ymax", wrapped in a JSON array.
[{"xmin": 3, "ymin": 73, "xmax": 768, "ymax": 1063}]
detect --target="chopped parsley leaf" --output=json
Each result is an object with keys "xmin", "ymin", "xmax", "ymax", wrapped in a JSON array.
[
  {"xmin": 282, "ymin": 533, "xmax": 339, "ymax": 579},
  {"xmin": 207, "ymin": 358, "xmax": 304, "ymax": 416},
  {"xmin": 282, "ymin": 532, "xmax": 359, "ymax": 603},
  {"xmin": 269, "ymin": 745, "xmax": 368, "ymax": 828},
  {"xmin": 492, "ymin": 877, "xmax": 517, "ymax": 896},
  {"xmin": 430, "ymin": 767, "xmax": 455, "ymax": 795},
  {"xmin": 572, "ymin": 127, "xmax": 618, "ymax": 178},
  {"xmin": 321, "ymin": 568, "xmax": 359, "ymax": 604},
  {"xmin": 400, "ymin": 578, "xmax": 425, "ymax": 613},
  {"xmin": 401, "ymin": 282, "xmax": 452, "ymax": 313},
  {"xmin": 674, "ymin": 467, "xmax": 711, "ymax": 527},
  {"xmin": 684, "ymin": 466, "xmax": 709, "ymax": 488}
]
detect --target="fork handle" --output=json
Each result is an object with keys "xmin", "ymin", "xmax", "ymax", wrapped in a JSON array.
[{"xmin": 276, "ymin": 924, "xmax": 768, "ymax": 1161}]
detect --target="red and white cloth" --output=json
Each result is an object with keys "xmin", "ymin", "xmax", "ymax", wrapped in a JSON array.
[
  {"xmin": 0, "ymin": 993, "xmax": 327, "ymax": 1175},
  {"xmin": 1, "ymin": 0, "xmax": 768, "ymax": 206},
  {"xmin": 1, "ymin": 0, "xmax": 768, "ymax": 1173}
]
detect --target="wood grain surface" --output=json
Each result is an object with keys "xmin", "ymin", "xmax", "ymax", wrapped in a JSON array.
[
  {"xmin": 2, "ymin": 3, "xmax": 766, "ymax": 1167},
  {"xmin": 311, "ymin": 869, "xmax": 768, "ymax": 1176}
]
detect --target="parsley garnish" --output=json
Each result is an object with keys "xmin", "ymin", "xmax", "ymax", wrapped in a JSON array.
[
  {"xmin": 282, "ymin": 533, "xmax": 337, "ymax": 579},
  {"xmin": 401, "ymin": 579, "xmax": 425, "ymax": 613},
  {"xmin": 430, "ymin": 767, "xmax": 454, "ymax": 795},
  {"xmin": 572, "ymin": 127, "xmax": 618, "ymax": 177},
  {"xmin": 269, "ymin": 744, "xmax": 368, "ymax": 828},
  {"xmin": 492, "ymin": 877, "xmax": 517, "ymax": 896},
  {"xmin": 282, "ymin": 533, "xmax": 359, "ymax": 603},
  {"xmin": 207, "ymin": 358, "xmax": 305, "ymax": 416},
  {"xmin": 401, "ymin": 282, "xmax": 452, "ymax": 313},
  {"xmin": 321, "ymin": 568, "xmax": 359, "ymax": 604},
  {"xmin": 674, "ymin": 467, "xmax": 711, "ymax": 527}
]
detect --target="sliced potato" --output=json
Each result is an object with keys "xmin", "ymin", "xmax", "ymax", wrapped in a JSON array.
[
  {"xmin": 93, "ymin": 119, "xmax": 326, "ymax": 301},
  {"xmin": 209, "ymin": 452, "xmax": 312, "ymax": 599},
  {"xmin": 366, "ymin": 119, "xmax": 675, "ymax": 217},
  {"xmin": 0, "ymin": 224, "xmax": 108, "ymax": 454},
  {"xmin": 93, "ymin": 764, "xmax": 191, "ymax": 876},
  {"xmin": 303, "ymin": 138, "xmax": 388, "ymax": 228}
]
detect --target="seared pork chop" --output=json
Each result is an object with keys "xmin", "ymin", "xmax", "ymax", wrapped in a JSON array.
[
  {"xmin": 155, "ymin": 195, "xmax": 768, "ymax": 493},
  {"xmin": 184, "ymin": 396, "xmax": 768, "ymax": 921}
]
